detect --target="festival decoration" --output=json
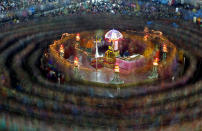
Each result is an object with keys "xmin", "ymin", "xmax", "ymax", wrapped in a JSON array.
[
  {"xmin": 105, "ymin": 29, "xmax": 123, "ymax": 42},
  {"xmin": 153, "ymin": 57, "xmax": 159, "ymax": 66},
  {"xmin": 105, "ymin": 29, "xmax": 123, "ymax": 57},
  {"xmin": 74, "ymin": 57, "xmax": 79, "ymax": 67},
  {"xmin": 163, "ymin": 43, "xmax": 168, "ymax": 53},
  {"xmin": 73, "ymin": 57, "xmax": 82, "ymax": 80},
  {"xmin": 110, "ymin": 63, "xmax": 124, "ymax": 84},
  {"xmin": 76, "ymin": 33, "xmax": 80, "ymax": 41},
  {"xmin": 149, "ymin": 57, "xmax": 159, "ymax": 79},
  {"xmin": 114, "ymin": 64, "xmax": 120, "ymax": 73},
  {"xmin": 59, "ymin": 44, "xmax": 64, "ymax": 57},
  {"xmin": 162, "ymin": 43, "xmax": 168, "ymax": 60}
]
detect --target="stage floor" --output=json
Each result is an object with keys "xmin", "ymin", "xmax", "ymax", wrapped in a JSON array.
[{"xmin": 68, "ymin": 53, "xmax": 150, "ymax": 84}]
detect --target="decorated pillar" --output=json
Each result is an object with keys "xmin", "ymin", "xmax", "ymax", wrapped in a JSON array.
[
  {"xmin": 110, "ymin": 64, "xmax": 124, "ymax": 84},
  {"xmin": 149, "ymin": 57, "xmax": 159, "ymax": 79},
  {"xmin": 75, "ymin": 33, "xmax": 80, "ymax": 48},
  {"xmin": 59, "ymin": 44, "xmax": 64, "ymax": 57},
  {"xmin": 162, "ymin": 43, "xmax": 168, "ymax": 60},
  {"xmin": 73, "ymin": 57, "xmax": 82, "ymax": 80}
]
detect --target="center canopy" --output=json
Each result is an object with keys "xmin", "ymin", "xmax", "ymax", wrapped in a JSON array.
[{"xmin": 105, "ymin": 29, "xmax": 123, "ymax": 41}]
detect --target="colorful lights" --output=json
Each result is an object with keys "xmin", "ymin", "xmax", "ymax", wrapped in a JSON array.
[
  {"xmin": 74, "ymin": 57, "xmax": 79, "ymax": 67},
  {"xmin": 162, "ymin": 43, "xmax": 168, "ymax": 53},
  {"xmin": 144, "ymin": 34, "xmax": 149, "ymax": 41},
  {"xmin": 76, "ymin": 33, "xmax": 80, "ymax": 41},
  {"xmin": 49, "ymin": 30, "xmax": 177, "ymax": 83},
  {"xmin": 105, "ymin": 29, "xmax": 123, "ymax": 57},
  {"xmin": 149, "ymin": 57, "xmax": 159, "ymax": 79},
  {"xmin": 153, "ymin": 57, "xmax": 159, "ymax": 66},
  {"xmin": 114, "ymin": 64, "xmax": 120, "ymax": 73},
  {"xmin": 60, "ymin": 44, "xmax": 64, "ymax": 52},
  {"xmin": 73, "ymin": 56, "xmax": 82, "ymax": 79},
  {"xmin": 111, "ymin": 63, "xmax": 124, "ymax": 84},
  {"xmin": 105, "ymin": 29, "xmax": 123, "ymax": 42},
  {"xmin": 59, "ymin": 44, "xmax": 64, "ymax": 57}
]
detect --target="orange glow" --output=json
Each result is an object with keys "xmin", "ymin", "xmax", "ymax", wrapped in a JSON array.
[
  {"xmin": 59, "ymin": 44, "xmax": 64, "ymax": 53},
  {"xmin": 163, "ymin": 44, "xmax": 168, "ymax": 53},
  {"xmin": 144, "ymin": 35, "xmax": 149, "ymax": 40},
  {"xmin": 76, "ymin": 33, "xmax": 80, "ymax": 41},
  {"xmin": 153, "ymin": 58, "xmax": 159, "ymax": 66},
  {"xmin": 114, "ymin": 64, "xmax": 120, "ymax": 73},
  {"xmin": 74, "ymin": 57, "xmax": 79, "ymax": 67}
]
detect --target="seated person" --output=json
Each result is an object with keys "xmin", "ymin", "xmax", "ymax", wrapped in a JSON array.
[
  {"xmin": 123, "ymin": 50, "xmax": 130, "ymax": 57},
  {"xmin": 105, "ymin": 46, "xmax": 115, "ymax": 58}
]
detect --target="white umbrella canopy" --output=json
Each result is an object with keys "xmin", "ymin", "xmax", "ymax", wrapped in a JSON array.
[{"xmin": 105, "ymin": 29, "xmax": 123, "ymax": 41}]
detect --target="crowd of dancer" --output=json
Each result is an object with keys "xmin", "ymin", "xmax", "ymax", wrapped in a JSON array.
[{"xmin": 0, "ymin": 1, "xmax": 201, "ymax": 27}]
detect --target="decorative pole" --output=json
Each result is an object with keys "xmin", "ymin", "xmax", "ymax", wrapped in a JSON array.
[
  {"xmin": 59, "ymin": 44, "xmax": 64, "ymax": 57},
  {"xmin": 75, "ymin": 33, "xmax": 80, "ymax": 49},
  {"xmin": 73, "ymin": 57, "xmax": 81, "ymax": 79},
  {"xmin": 110, "ymin": 64, "xmax": 124, "ymax": 84},
  {"xmin": 94, "ymin": 37, "xmax": 103, "ymax": 70},
  {"xmin": 149, "ymin": 57, "xmax": 159, "ymax": 79},
  {"xmin": 76, "ymin": 33, "xmax": 80, "ymax": 42},
  {"xmin": 95, "ymin": 37, "xmax": 98, "ymax": 70},
  {"xmin": 162, "ymin": 43, "xmax": 168, "ymax": 60}
]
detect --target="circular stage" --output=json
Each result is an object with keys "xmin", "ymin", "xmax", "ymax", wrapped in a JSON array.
[{"xmin": 45, "ymin": 29, "xmax": 180, "ymax": 85}]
